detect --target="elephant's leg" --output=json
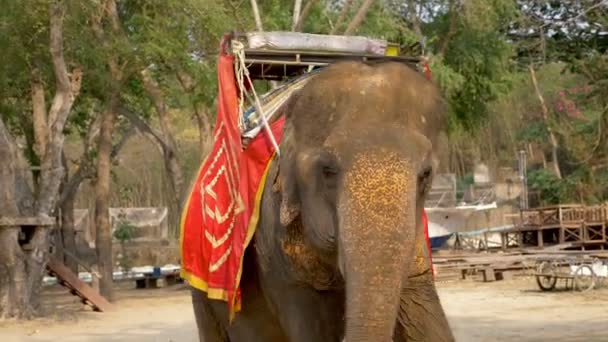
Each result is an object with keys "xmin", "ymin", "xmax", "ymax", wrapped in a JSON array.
[
  {"xmin": 262, "ymin": 281, "xmax": 344, "ymax": 342},
  {"xmin": 190, "ymin": 287, "xmax": 230, "ymax": 342},
  {"xmin": 222, "ymin": 252, "xmax": 290, "ymax": 342}
]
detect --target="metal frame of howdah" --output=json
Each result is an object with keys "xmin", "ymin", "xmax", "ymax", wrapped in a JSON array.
[{"xmin": 225, "ymin": 31, "xmax": 427, "ymax": 81}]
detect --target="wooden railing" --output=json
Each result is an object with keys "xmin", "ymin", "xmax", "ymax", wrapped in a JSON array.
[{"xmin": 520, "ymin": 204, "xmax": 608, "ymax": 229}]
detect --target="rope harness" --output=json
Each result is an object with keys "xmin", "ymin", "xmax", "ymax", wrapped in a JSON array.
[{"xmin": 232, "ymin": 40, "xmax": 282, "ymax": 156}]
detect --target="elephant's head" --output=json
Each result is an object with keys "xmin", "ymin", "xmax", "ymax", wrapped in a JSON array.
[{"xmin": 276, "ymin": 61, "xmax": 447, "ymax": 341}]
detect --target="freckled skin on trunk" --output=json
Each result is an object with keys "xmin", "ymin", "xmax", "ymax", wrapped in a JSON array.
[
  {"xmin": 394, "ymin": 203, "xmax": 454, "ymax": 342},
  {"xmin": 339, "ymin": 151, "xmax": 416, "ymax": 342}
]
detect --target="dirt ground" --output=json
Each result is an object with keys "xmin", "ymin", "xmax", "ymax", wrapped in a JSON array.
[{"xmin": 1, "ymin": 276, "xmax": 608, "ymax": 342}]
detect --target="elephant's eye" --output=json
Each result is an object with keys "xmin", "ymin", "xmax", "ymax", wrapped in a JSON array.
[
  {"xmin": 322, "ymin": 165, "xmax": 339, "ymax": 178},
  {"xmin": 317, "ymin": 151, "xmax": 340, "ymax": 179},
  {"xmin": 420, "ymin": 167, "xmax": 432, "ymax": 180},
  {"xmin": 418, "ymin": 166, "xmax": 433, "ymax": 196},
  {"xmin": 316, "ymin": 151, "xmax": 340, "ymax": 196}
]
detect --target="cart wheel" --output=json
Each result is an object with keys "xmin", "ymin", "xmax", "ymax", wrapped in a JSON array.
[
  {"xmin": 573, "ymin": 264, "xmax": 596, "ymax": 292},
  {"xmin": 536, "ymin": 261, "xmax": 557, "ymax": 291}
]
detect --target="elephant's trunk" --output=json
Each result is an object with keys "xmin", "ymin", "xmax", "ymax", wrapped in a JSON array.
[{"xmin": 338, "ymin": 152, "xmax": 416, "ymax": 342}]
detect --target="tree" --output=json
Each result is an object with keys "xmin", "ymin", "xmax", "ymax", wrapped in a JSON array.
[
  {"xmin": 0, "ymin": 0, "xmax": 82, "ymax": 318},
  {"xmin": 90, "ymin": 0, "xmax": 130, "ymax": 301}
]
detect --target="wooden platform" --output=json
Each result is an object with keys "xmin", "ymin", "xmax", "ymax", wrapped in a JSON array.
[
  {"xmin": 497, "ymin": 204, "xmax": 608, "ymax": 250},
  {"xmin": 46, "ymin": 256, "xmax": 112, "ymax": 312}
]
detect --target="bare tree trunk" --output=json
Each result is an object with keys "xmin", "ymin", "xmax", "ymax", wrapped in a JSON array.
[
  {"xmin": 438, "ymin": 0, "xmax": 459, "ymax": 56},
  {"xmin": 330, "ymin": 0, "xmax": 354, "ymax": 34},
  {"xmin": 140, "ymin": 69, "xmax": 184, "ymax": 207},
  {"xmin": 119, "ymin": 105, "xmax": 185, "ymax": 215},
  {"xmin": 31, "ymin": 69, "xmax": 48, "ymax": 159},
  {"xmin": 0, "ymin": 0, "xmax": 81, "ymax": 319},
  {"xmin": 57, "ymin": 115, "xmax": 132, "ymax": 277},
  {"xmin": 175, "ymin": 69, "xmax": 212, "ymax": 158},
  {"xmin": 91, "ymin": 0, "xmax": 125, "ymax": 301},
  {"xmin": 60, "ymin": 162, "xmax": 78, "ymax": 274},
  {"xmin": 0, "ymin": 119, "xmax": 32, "ymax": 319},
  {"xmin": 343, "ymin": 0, "xmax": 375, "ymax": 36},
  {"xmin": 25, "ymin": 2, "xmax": 83, "ymax": 314},
  {"xmin": 529, "ymin": 65, "xmax": 562, "ymax": 179},
  {"xmin": 294, "ymin": 0, "xmax": 319, "ymax": 32},
  {"xmin": 94, "ymin": 99, "xmax": 118, "ymax": 300},
  {"xmin": 407, "ymin": 0, "xmax": 423, "ymax": 41},
  {"xmin": 250, "ymin": 0, "xmax": 264, "ymax": 31},
  {"xmin": 53, "ymin": 154, "xmax": 68, "ymax": 267},
  {"xmin": 291, "ymin": 0, "xmax": 303, "ymax": 31},
  {"xmin": 194, "ymin": 107, "xmax": 212, "ymax": 155}
]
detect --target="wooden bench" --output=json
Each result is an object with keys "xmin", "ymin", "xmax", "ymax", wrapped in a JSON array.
[
  {"xmin": 135, "ymin": 268, "xmax": 182, "ymax": 289},
  {"xmin": 459, "ymin": 263, "xmax": 523, "ymax": 282}
]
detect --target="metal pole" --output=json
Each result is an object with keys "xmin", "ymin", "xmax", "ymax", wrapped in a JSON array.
[{"xmin": 518, "ymin": 150, "xmax": 528, "ymax": 209}]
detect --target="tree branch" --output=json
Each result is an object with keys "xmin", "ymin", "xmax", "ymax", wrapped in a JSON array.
[
  {"xmin": 438, "ymin": 0, "xmax": 459, "ymax": 56},
  {"xmin": 48, "ymin": 2, "xmax": 70, "ymax": 100},
  {"xmin": 58, "ymin": 122, "xmax": 134, "ymax": 208},
  {"xmin": 36, "ymin": 0, "xmax": 82, "ymax": 215},
  {"xmin": 331, "ymin": 0, "xmax": 354, "ymax": 35},
  {"xmin": 291, "ymin": 0, "xmax": 303, "ymax": 31},
  {"xmin": 31, "ymin": 68, "xmax": 48, "ymax": 159},
  {"xmin": 118, "ymin": 106, "xmax": 168, "ymax": 150},
  {"xmin": 140, "ymin": 69, "xmax": 174, "ymax": 145},
  {"xmin": 175, "ymin": 68, "xmax": 194, "ymax": 92},
  {"xmin": 111, "ymin": 126, "xmax": 136, "ymax": 160},
  {"xmin": 174, "ymin": 68, "xmax": 212, "ymax": 155},
  {"xmin": 250, "ymin": 0, "xmax": 264, "ymax": 31},
  {"xmin": 528, "ymin": 65, "xmax": 562, "ymax": 179},
  {"xmin": 343, "ymin": 0, "xmax": 376, "ymax": 36},
  {"xmin": 294, "ymin": 0, "xmax": 319, "ymax": 32}
]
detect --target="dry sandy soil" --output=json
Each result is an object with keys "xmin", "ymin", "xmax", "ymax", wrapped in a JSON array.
[{"xmin": 1, "ymin": 276, "xmax": 608, "ymax": 342}]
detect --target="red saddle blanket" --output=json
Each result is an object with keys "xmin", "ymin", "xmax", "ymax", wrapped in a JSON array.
[
  {"xmin": 180, "ymin": 45, "xmax": 434, "ymax": 319},
  {"xmin": 180, "ymin": 48, "xmax": 285, "ymax": 318}
]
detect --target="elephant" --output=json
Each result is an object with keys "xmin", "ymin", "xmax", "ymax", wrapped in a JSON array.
[{"xmin": 190, "ymin": 60, "xmax": 455, "ymax": 342}]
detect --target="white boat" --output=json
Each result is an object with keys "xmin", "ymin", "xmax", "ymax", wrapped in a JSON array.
[{"xmin": 425, "ymin": 202, "xmax": 498, "ymax": 249}]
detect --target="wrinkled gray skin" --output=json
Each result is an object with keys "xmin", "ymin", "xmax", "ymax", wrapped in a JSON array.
[{"xmin": 190, "ymin": 61, "xmax": 455, "ymax": 342}]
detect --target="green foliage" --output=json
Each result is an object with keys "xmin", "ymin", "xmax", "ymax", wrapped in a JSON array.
[
  {"xmin": 436, "ymin": 1, "xmax": 517, "ymax": 129},
  {"xmin": 527, "ymin": 168, "xmax": 573, "ymax": 205},
  {"xmin": 354, "ymin": 2, "xmax": 415, "ymax": 43},
  {"xmin": 113, "ymin": 220, "xmax": 137, "ymax": 242},
  {"xmin": 516, "ymin": 122, "xmax": 548, "ymax": 144},
  {"xmin": 428, "ymin": 58, "xmax": 465, "ymax": 99}
]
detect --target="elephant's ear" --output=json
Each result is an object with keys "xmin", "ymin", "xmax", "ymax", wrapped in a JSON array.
[{"xmin": 275, "ymin": 90, "xmax": 303, "ymax": 227}]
